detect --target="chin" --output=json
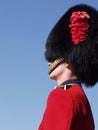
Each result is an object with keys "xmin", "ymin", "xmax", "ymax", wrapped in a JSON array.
[{"xmin": 49, "ymin": 72, "xmax": 57, "ymax": 80}]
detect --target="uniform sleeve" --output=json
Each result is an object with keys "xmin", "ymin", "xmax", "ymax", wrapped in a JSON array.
[{"xmin": 38, "ymin": 88, "xmax": 74, "ymax": 130}]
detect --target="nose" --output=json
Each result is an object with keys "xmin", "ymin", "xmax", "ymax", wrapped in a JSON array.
[{"xmin": 48, "ymin": 62, "xmax": 52, "ymax": 66}]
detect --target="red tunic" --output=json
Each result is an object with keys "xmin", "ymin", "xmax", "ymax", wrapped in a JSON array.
[{"xmin": 38, "ymin": 85, "xmax": 95, "ymax": 130}]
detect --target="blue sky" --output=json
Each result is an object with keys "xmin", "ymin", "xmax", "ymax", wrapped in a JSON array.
[{"xmin": 0, "ymin": 0, "xmax": 98, "ymax": 130}]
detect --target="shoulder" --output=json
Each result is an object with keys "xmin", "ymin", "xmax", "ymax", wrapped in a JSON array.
[
  {"xmin": 47, "ymin": 88, "xmax": 74, "ymax": 109},
  {"xmin": 47, "ymin": 85, "xmax": 87, "ymax": 109},
  {"xmin": 48, "ymin": 85, "xmax": 85, "ymax": 101}
]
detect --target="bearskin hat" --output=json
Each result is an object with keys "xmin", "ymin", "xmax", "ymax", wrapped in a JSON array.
[{"xmin": 45, "ymin": 4, "xmax": 98, "ymax": 87}]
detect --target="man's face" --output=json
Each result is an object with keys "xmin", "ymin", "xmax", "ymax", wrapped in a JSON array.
[{"xmin": 48, "ymin": 59, "xmax": 67, "ymax": 80}]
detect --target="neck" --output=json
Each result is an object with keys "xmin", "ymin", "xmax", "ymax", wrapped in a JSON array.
[
  {"xmin": 57, "ymin": 75, "xmax": 78, "ymax": 86},
  {"xmin": 56, "ymin": 68, "xmax": 78, "ymax": 85}
]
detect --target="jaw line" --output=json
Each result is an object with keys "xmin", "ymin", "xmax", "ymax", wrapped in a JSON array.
[{"xmin": 48, "ymin": 58, "xmax": 64, "ymax": 75}]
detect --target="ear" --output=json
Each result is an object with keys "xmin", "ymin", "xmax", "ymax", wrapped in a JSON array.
[{"xmin": 66, "ymin": 63, "xmax": 73, "ymax": 70}]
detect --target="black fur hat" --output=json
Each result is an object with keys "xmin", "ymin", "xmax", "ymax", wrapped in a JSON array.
[{"xmin": 45, "ymin": 4, "xmax": 98, "ymax": 86}]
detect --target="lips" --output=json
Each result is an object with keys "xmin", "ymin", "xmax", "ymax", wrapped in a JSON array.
[{"xmin": 48, "ymin": 58, "xmax": 64, "ymax": 74}]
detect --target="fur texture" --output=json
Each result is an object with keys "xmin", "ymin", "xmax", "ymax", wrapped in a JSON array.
[{"xmin": 45, "ymin": 4, "xmax": 98, "ymax": 86}]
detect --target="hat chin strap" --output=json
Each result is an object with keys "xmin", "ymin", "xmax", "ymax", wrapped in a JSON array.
[{"xmin": 48, "ymin": 58, "xmax": 64, "ymax": 75}]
